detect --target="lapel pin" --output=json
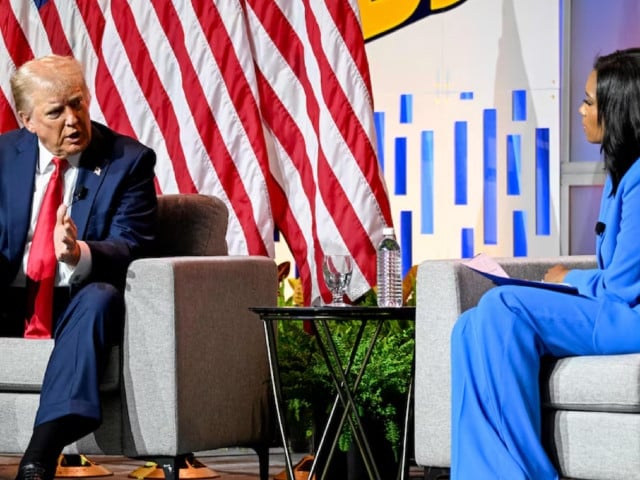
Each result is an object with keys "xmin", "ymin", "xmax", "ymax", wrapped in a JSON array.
[{"xmin": 94, "ymin": 166, "xmax": 101, "ymax": 176}]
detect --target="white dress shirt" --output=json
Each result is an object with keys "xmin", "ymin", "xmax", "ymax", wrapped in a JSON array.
[{"xmin": 11, "ymin": 142, "xmax": 91, "ymax": 287}]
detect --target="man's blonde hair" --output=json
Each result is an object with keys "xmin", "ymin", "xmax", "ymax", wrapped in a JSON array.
[{"xmin": 10, "ymin": 55, "xmax": 90, "ymax": 117}]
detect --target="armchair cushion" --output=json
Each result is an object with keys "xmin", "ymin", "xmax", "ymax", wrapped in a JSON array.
[
  {"xmin": 155, "ymin": 193, "xmax": 228, "ymax": 257},
  {"xmin": 0, "ymin": 339, "xmax": 52, "ymax": 392},
  {"xmin": 0, "ymin": 339, "xmax": 119, "ymax": 392},
  {"xmin": 543, "ymin": 354, "xmax": 640, "ymax": 412}
]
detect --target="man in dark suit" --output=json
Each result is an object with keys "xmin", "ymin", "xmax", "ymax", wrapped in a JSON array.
[{"xmin": 0, "ymin": 55, "xmax": 157, "ymax": 480}]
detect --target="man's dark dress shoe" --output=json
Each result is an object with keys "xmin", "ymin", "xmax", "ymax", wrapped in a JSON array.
[{"xmin": 14, "ymin": 462, "xmax": 54, "ymax": 480}]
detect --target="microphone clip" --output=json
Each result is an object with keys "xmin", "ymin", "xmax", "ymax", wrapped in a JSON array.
[{"xmin": 70, "ymin": 186, "xmax": 88, "ymax": 206}]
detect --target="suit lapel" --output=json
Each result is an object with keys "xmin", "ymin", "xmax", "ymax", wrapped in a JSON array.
[
  {"xmin": 71, "ymin": 125, "xmax": 109, "ymax": 239},
  {"xmin": 6, "ymin": 132, "xmax": 37, "ymax": 259}
]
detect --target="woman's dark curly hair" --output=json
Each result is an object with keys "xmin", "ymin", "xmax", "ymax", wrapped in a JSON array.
[{"xmin": 594, "ymin": 48, "xmax": 640, "ymax": 195}]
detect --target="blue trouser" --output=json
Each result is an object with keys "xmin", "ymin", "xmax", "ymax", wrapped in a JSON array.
[
  {"xmin": 35, "ymin": 282, "xmax": 124, "ymax": 426},
  {"xmin": 451, "ymin": 285, "xmax": 640, "ymax": 480}
]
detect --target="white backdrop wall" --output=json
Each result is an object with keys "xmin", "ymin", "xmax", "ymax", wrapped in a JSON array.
[
  {"xmin": 366, "ymin": 0, "xmax": 560, "ymax": 269},
  {"xmin": 275, "ymin": 0, "xmax": 561, "ymax": 275}
]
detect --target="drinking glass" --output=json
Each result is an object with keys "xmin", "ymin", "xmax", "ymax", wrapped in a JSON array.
[{"xmin": 322, "ymin": 254, "xmax": 354, "ymax": 306}]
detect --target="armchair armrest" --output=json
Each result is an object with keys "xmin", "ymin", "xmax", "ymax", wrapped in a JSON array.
[
  {"xmin": 413, "ymin": 255, "xmax": 596, "ymax": 467},
  {"xmin": 122, "ymin": 255, "xmax": 277, "ymax": 456}
]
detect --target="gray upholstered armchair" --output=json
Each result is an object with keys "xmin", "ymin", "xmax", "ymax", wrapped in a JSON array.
[
  {"xmin": 0, "ymin": 194, "xmax": 277, "ymax": 480},
  {"xmin": 414, "ymin": 256, "xmax": 640, "ymax": 480}
]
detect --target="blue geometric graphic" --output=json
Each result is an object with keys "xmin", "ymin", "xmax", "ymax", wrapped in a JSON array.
[
  {"xmin": 507, "ymin": 134, "xmax": 521, "ymax": 195},
  {"xmin": 400, "ymin": 210, "xmax": 412, "ymax": 276},
  {"xmin": 395, "ymin": 137, "xmax": 407, "ymax": 195},
  {"xmin": 536, "ymin": 128, "xmax": 551, "ymax": 235},
  {"xmin": 512, "ymin": 90, "xmax": 527, "ymax": 121},
  {"xmin": 455, "ymin": 121, "xmax": 467, "ymax": 205},
  {"xmin": 483, "ymin": 109, "xmax": 497, "ymax": 245},
  {"xmin": 374, "ymin": 111, "xmax": 386, "ymax": 172},
  {"xmin": 400, "ymin": 94, "xmax": 413, "ymax": 123},
  {"xmin": 513, "ymin": 210, "xmax": 527, "ymax": 256},
  {"xmin": 421, "ymin": 130, "xmax": 434, "ymax": 234},
  {"xmin": 371, "ymin": 90, "xmax": 550, "ymax": 269},
  {"xmin": 461, "ymin": 227, "xmax": 474, "ymax": 258}
]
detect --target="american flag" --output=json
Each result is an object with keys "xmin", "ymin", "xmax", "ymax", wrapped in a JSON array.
[{"xmin": 0, "ymin": 0, "xmax": 392, "ymax": 305}]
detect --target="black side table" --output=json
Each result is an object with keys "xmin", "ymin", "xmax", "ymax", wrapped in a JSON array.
[{"xmin": 249, "ymin": 306, "xmax": 416, "ymax": 480}]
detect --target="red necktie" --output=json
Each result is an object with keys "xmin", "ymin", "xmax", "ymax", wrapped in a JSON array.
[{"xmin": 24, "ymin": 157, "xmax": 67, "ymax": 339}]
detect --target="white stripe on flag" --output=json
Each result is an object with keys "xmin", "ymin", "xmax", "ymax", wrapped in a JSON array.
[{"xmin": 0, "ymin": 0, "xmax": 393, "ymax": 306}]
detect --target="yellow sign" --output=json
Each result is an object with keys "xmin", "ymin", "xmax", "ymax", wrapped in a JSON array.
[{"xmin": 359, "ymin": 0, "xmax": 468, "ymax": 41}]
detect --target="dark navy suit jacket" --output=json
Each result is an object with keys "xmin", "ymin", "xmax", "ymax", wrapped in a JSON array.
[{"xmin": 0, "ymin": 121, "xmax": 157, "ymax": 294}]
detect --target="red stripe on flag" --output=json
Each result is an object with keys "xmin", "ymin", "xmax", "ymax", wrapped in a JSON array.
[
  {"xmin": 75, "ymin": 1, "xmax": 162, "ymax": 194},
  {"xmin": 191, "ymin": 2, "xmax": 271, "ymax": 183},
  {"xmin": 254, "ymin": 69, "xmax": 319, "ymax": 302},
  {"xmin": 0, "ymin": 89, "xmax": 19, "ymax": 133},
  {"xmin": 322, "ymin": 2, "xmax": 390, "ymax": 229},
  {"xmin": 110, "ymin": 0, "xmax": 197, "ymax": 193},
  {"xmin": 325, "ymin": 1, "xmax": 374, "ymax": 105},
  {"xmin": 2, "ymin": 1, "xmax": 391, "ymax": 302},
  {"xmin": 38, "ymin": 2, "xmax": 73, "ymax": 56},
  {"xmin": 154, "ymin": 0, "xmax": 268, "ymax": 255},
  {"xmin": 252, "ymin": 0, "xmax": 370, "ymax": 300},
  {"xmin": 268, "ymin": 175, "xmax": 314, "ymax": 305},
  {"xmin": 0, "ymin": 2, "xmax": 32, "ymax": 134},
  {"xmin": 249, "ymin": 0, "xmax": 330, "ymax": 303},
  {"xmin": 302, "ymin": 0, "xmax": 390, "ymax": 288},
  {"xmin": 0, "ymin": 2, "xmax": 34, "ymax": 69},
  {"xmin": 74, "ymin": 2, "xmax": 138, "ymax": 139}
]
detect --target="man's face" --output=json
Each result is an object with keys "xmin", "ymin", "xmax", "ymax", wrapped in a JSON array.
[{"xmin": 20, "ymin": 84, "xmax": 92, "ymax": 158}]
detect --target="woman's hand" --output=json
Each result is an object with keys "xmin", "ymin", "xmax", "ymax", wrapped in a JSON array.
[{"xmin": 543, "ymin": 264, "xmax": 569, "ymax": 283}]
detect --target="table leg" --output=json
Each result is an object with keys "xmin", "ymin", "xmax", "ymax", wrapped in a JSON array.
[
  {"xmin": 320, "ymin": 319, "xmax": 385, "ymax": 472},
  {"xmin": 313, "ymin": 319, "xmax": 382, "ymax": 480},
  {"xmin": 309, "ymin": 321, "xmax": 367, "ymax": 479},
  {"xmin": 397, "ymin": 375, "xmax": 413, "ymax": 480},
  {"xmin": 262, "ymin": 320, "xmax": 295, "ymax": 480}
]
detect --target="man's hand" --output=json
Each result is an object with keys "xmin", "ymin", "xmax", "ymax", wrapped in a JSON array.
[
  {"xmin": 54, "ymin": 204, "xmax": 80, "ymax": 266},
  {"xmin": 543, "ymin": 264, "xmax": 569, "ymax": 283}
]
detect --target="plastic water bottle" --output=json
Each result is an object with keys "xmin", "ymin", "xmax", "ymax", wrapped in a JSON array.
[{"xmin": 376, "ymin": 227, "xmax": 402, "ymax": 307}]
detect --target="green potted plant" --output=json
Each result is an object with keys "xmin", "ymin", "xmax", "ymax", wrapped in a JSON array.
[{"xmin": 276, "ymin": 263, "xmax": 416, "ymax": 478}]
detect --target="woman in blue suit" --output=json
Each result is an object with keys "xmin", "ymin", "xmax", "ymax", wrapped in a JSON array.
[{"xmin": 451, "ymin": 47, "xmax": 640, "ymax": 479}]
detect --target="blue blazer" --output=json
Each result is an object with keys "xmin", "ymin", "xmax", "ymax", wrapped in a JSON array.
[
  {"xmin": 566, "ymin": 158, "xmax": 640, "ymax": 308},
  {"xmin": 0, "ymin": 121, "xmax": 157, "ymax": 291}
]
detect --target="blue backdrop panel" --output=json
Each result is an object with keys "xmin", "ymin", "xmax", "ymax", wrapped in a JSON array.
[
  {"xmin": 461, "ymin": 227, "xmax": 474, "ymax": 258},
  {"xmin": 374, "ymin": 111, "xmax": 386, "ymax": 172},
  {"xmin": 400, "ymin": 210, "xmax": 412, "ymax": 276},
  {"xmin": 400, "ymin": 93, "xmax": 413, "ymax": 123},
  {"xmin": 507, "ymin": 134, "xmax": 521, "ymax": 195},
  {"xmin": 395, "ymin": 137, "xmax": 407, "ymax": 195},
  {"xmin": 483, "ymin": 109, "xmax": 498, "ymax": 245},
  {"xmin": 455, "ymin": 121, "xmax": 468, "ymax": 205},
  {"xmin": 536, "ymin": 128, "xmax": 551, "ymax": 235},
  {"xmin": 512, "ymin": 90, "xmax": 527, "ymax": 121},
  {"xmin": 421, "ymin": 130, "xmax": 434, "ymax": 234},
  {"xmin": 513, "ymin": 210, "xmax": 527, "ymax": 256}
]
